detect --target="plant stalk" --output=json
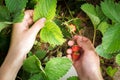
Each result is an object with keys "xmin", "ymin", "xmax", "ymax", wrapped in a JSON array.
[
  {"xmin": 64, "ymin": 0, "xmax": 74, "ymax": 18},
  {"xmin": 93, "ymin": 28, "xmax": 97, "ymax": 46}
]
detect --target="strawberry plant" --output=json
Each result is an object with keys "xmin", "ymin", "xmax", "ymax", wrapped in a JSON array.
[
  {"xmin": 0, "ymin": 0, "xmax": 72, "ymax": 80},
  {"xmin": 81, "ymin": 0, "xmax": 120, "ymax": 79},
  {"xmin": 67, "ymin": 76, "xmax": 79, "ymax": 80},
  {"xmin": 1, "ymin": 0, "xmax": 120, "ymax": 79},
  {"xmin": 81, "ymin": 0, "xmax": 120, "ymax": 62}
]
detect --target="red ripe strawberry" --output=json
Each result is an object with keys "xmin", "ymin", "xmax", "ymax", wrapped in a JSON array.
[
  {"xmin": 71, "ymin": 52, "xmax": 80, "ymax": 61},
  {"xmin": 72, "ymin": 45, "xmax": 81, "ymax": 52}
]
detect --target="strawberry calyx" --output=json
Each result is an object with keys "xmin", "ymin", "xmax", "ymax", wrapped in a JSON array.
[{"xmin": 71, "ymin": 52, "xmax": 80, "ymax": 61}]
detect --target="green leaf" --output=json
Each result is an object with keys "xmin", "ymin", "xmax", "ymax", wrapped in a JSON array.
[
  {"xmin": 67, "ymin": 76, "xmax": 79, "ymax": 80},
  {"xmin": 13, "ymin": 11, "xmax": 24, "ymax": 23},
  {"xmin": 96, "ymin": 45, "xmax": 114, "ymax": 59},
  {"xmin": 115, "ymin": 54, "xmax": 120, "ymax": 66},
  {"xmin": 45, "ymin": 57, "xmax": 72, "ymax": 80},
  {"xmin": 97, "ymin": 22, "xmax": 109, "ymax": 35},
  {"xmin": 101, "ymin": 0, "xmax": 120, "ymax": 23},
  {"xmin": 35, "ymin": 50, "xmax": 47, "ymax": 60},
  {"xmin": 106, "ymin": 66, "xmax": 118, "ymax": 77},
  {"xmin": 5, "ymin": 0, "xmax": 28, "ymax": 13},
  {"xmin": 54, "ymin": 19, "xmax": 71, "ymax": 38},
  {"xmin": 40, "ymin": 21, "xmax": 66, "ymax": 46},
  {"xmin": 28, "ymin": 0, "xmax": 39, "ymax": 8},
  {"xmin": 0, "ymin": 6, "xmax": 11, "ymax": 22},
  {"xmin": 23, "ymin": 55, "xmax": 42, "ymax": 73},
  {"xmin": 0, "ymin": 22, "xmax": 8, "ymax": 32},
  {"xmin": 29, "ymin": 72, "xmax": 46, "ymax": 80},
  {"xmin": 95, "ymin": 5, "xmax": 106, "ymax": 21},
  {"xmin": 81, "ymin": 3, "xmax": 100, "ymax": 28},
  {"xmin": 72, "ymin": 18, "xmax": 82, "ymax": 32},
  {"xmin": 33, "ymin": 0, "xmax": 57, "ymax": 21},
  {"xmin": 102, "ymin": 23, "xmax": 120, "ymax": 53},
  {"xmin": 28, "ymin": 51, "xmax": 33, "ymax": 57}
]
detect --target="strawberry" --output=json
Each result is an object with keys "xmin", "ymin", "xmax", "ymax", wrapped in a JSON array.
[
  {"xmin": 71, "ymin": 52, "xmax": 80, "ymax": 61},
  {"xmin": 72, "ymin": 45, "xmax": 81, "ymax": 52}
]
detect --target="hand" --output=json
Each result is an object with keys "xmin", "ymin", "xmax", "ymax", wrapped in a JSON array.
[
  {"xmin": 67, "ymin": 36, "xmax": 103, "ymax": 80},
  {"xmin": 0, "ymin": 10, "xmax": 46, "ymax": 80},
  {"xmin": 10, "ymin": 10, "xmax": 46, "ymax": 55}
]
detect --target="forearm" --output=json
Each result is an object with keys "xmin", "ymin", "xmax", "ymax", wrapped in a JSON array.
[
  {"xmin": 0, "ymin": 48, "xmax": 26, "ymax": 80},
  {"xmin": 80, "ymin": 72, "xmax": 103, "ymax": 80}
]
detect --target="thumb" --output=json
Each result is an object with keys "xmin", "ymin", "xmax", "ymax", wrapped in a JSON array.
[{"xmin": 29, "ymin": 18, "xmax": 46, "ymax": 35}]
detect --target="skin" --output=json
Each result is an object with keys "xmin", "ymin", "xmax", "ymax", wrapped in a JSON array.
[
  {"xmin": 0, "ymin": 10, "xmax": 46, "ymax": 80},
  {"xmin": 67, "ymin": 36, "xmax": 104, "ymax": 80},
  {"xmin": 0, "ymin": 10, "xmax": 103, "ymax": 80}
]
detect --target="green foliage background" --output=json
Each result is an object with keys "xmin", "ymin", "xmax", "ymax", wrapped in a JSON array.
[{"xmin": 0, "ymin": 0, "xmax": 120, "ymax": 80}]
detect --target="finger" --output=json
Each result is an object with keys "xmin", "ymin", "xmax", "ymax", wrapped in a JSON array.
[
  {"xmin": 28, "ymin": 18, "xmax": 46, "ymax": 36},
  {"xmin": 73, "ymin": 35, "xmax": 79, "ymax": 40},
  {"xmin": 77, "ymin": 36, "xmax": 94, "ymax": 51},
  {"xmin": 66, "ymin": 54, "xmax": 72, "ymax": 60},
  {"xmin": 28, "ymin": 19, "xmax": 33, "ymax": 26},
  {"xmin": 68, "ymin": 40, "xmax": 75, "ymax": 46},
  {"xmin": 24, "ymin": 10, "xmax": 34, "ymax": 28},
  {"xmin": 24, "ymin": 10, "xmax": 34, "ymax": 20},
  {"xmin": 76, "ymin": 36, "xmax": 83, "ymax": 47},
  {"xmin": 66, "ymin": 48, "xmax": 72, "ymax": 54},
  {"xmin": 13, "ymin": 10, "xmax": 34, "ymax": 33}
]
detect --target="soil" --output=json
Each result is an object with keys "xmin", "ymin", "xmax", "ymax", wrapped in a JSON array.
[{"xmin": 113, "ymin": 66, "xmax": 120, "ymax": 80}]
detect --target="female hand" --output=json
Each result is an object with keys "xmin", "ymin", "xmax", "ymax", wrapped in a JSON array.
[
  {"xmin": 0, "ymin": 10, "xmax": 46, "ymax": 80},
  {"xmin": 67, "ymin": 36, "xmax": 103, "ymax": 80},
  {"xmin": 10, "ymin": 10, "xmax": 46, "ymax": 55}
]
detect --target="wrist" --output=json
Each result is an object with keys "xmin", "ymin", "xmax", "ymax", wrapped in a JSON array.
[
  {"xmin": 74, "ymin": 64, "xmax": 103, "ymax": 80},
  {"xmin": 0, "ymin": 48, "xmax": 27, "ymax": 80}
]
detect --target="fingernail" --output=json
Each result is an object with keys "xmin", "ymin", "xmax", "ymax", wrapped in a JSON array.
[
  {"xmin": 73, "ymin": 35, "xmax": 79, "ymax": 40},
  {"xmin": 77, "ymin": 36, "xmax": 83, "ymax": 42},
  {"xmin": 41, "ymin": 18, "xmax": 46, "ymax": 23}
]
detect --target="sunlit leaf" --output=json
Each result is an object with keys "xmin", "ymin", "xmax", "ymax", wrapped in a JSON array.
[
  {"xmin": 40, "ymin": 21, "xmax": 65, "ymax": 46},
  {"xmin": 101, "ymin": 0, "xmax": 120, "ymax": 23},
  {"xmin": 115, "ymin": 54, "xmax": 120, "ymax": 66},
  {"xmin": 81, "ymin": 3, "xmax": 100, "ymax": 28},
  {"xmin": 67, "ymin": 76, "xmax": 79, "ymax": 80},
  {"xmin": 106, "ymin": 66, "xmax": 118, "ymax": 77},
  {"xmin": 33, "ymin": 0, "xmax": 57, "ymax": 21},
  {"xmin": 45, "ymin": 57, "xmax": 72, "ymax": 80},
  {"xmin": 0, "ymin": 22, "xmax": 8, "ymax": 32},
  {"xmin": 29, "ymin": 72, "xmax": 46, "ymax": 80},
  {"xmin": 23, "ymin": 55, "xmax": 42, "ymax": 73},
  {"xmin": 102, "ymin": 23, "xmax": 120, "ymax": 53},
  {"xmin": 96, "ymin": 45, "xmax": 114, "ymax": 59},
  {"xmin": 97, "ymin": 22, "xmax": 109, "ymax": 35}
]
